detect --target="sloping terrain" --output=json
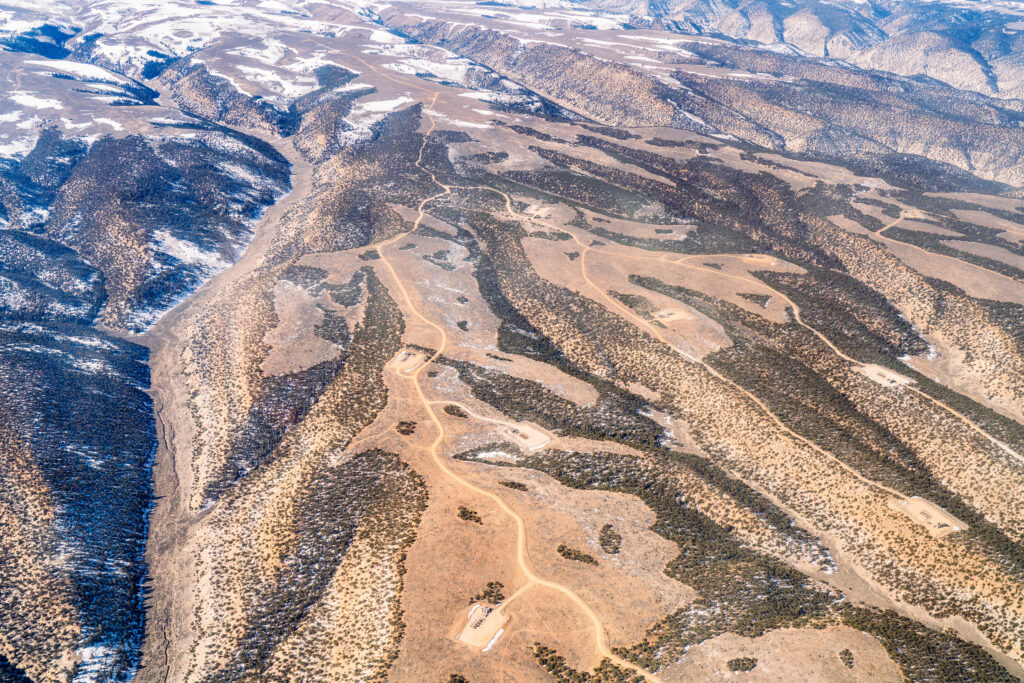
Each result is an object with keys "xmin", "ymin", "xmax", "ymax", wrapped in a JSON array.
[
  {"xmin": 0, "ymin": 12, "xmax": 289, "ymax": 679},
  {"xmin": 475, "ymin": 0, "xmax": 1024, "ymax": 100},
  {"xmin": 2, "ymin": 0, "xmax": 1024, "ymax": 682}
]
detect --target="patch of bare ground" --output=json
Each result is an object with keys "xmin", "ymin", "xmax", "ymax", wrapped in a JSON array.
[
  {"xmin": 532, "ymin": 140, "xmax": 678, "ymax": 187},
  {"xmin": 522, "ymin": 233, "xmax": 732, "ymax": 359},
  {"xmin": 577, "ymin": 207, "xmax": 696, "ymax": 242},
  {"xmin": 814, "ymin": 214, "xmax": 1024, "ymax": 421},
  {"xmin": 827, "ymin": 213, "xmax": 874, "ymax": 235},
  {"xmin": 715, "ymin": 149, "xmax": 824, "ymax": 192},
  {"xmin": 829, "ymin": 212, "xmax": 1024, "ymax": 306},
  {"xmin": 869, "ymin": 230, "xmax": 1024, "ymax": 306},
  {"xmin": 308, "ymin": 230, "xmax": 601, "ymax": 406},
  {"xmin": 376, "ymin": 373, "xmax": 549, "ymax": 681},
  {"xmin": 930, "ymin": 193, "xmax": 1024, "ymax": 212},
  {"xmin": 487, "ymin": 221, "xmax": 1024, "ymax": 663},
  {"xmin": 952, "ymin": 209, "xmax": 1024, "ymax": 244},
  {"xmin": 260, "ymin": 277, "xmax": 358, "ymax": 376},
  {"xmin": 662, "ymin": 626, "xmax": 901, "ymax": 682},
  {"xmin": 465, "ymin": 461, "xmax": 694, "ymax": 635},
  {"xmin": 389, "ymin": 422, "xmax": 691, "ymax": 681},
  {"xmin": 941, "ymin": 239, "xmax": 1024, "ymax": 272},
  {"xmin": 891, "ymin": 219, "xmax": 963, "ymax": 238}
]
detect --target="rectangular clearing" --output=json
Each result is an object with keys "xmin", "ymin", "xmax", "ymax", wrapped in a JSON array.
[
  {"xmin": 859, "ymin": 364, "xmax": 914, "ymax": 388},
  {"xmin": 500, "ymin": 423, "xmax": 551, "ymax": 451},
  {"xmin": 457, "ymin": 603, "xmax": 509, "ymax": 650},
  {"xmin": 891, "ymin": 496, "xmax": 968, "ymax": 538},
  {"xmin": 652, "ymin": 308, "xmax": 692, "ymax": 323},
  {"xmin": 393, "ymin": 349, "xmax": 426, "ymax": 375}
]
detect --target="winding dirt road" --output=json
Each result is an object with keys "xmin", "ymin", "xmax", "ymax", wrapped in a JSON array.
[
  {"xmin": 875, "ymin": 211, "xmax": 1024, "ymax": 286},
  {"xmin": 375, "ymin": 96, "xmax": 661, "ymax": 682},
  {"xmin": 530, "ymin": 208, "xmax": 1024, "ymax": 469},
  {"xmin": 560, "ymin": 230, "xmax": 912, "ymax": 503}
]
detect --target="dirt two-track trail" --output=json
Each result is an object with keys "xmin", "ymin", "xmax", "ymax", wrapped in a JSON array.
[
  {"xmin": 137, "ymin": 82, "xmax": 656, "ymax": 679},
  {"xmin": 135, "ymin": 80, "xmax": 1024, "ymax": 678},
  {"xmin": 138, "ymin": 132, "xmax": 317, "ymax": 682},
  {"xmin": 377, "ymin": 106, "xmax": 1015, "ymax": 680},
  {"xmin": 545, "ymin": 211, "xmax": 1024, "ymax": 471},
  {"xmin": 876, "ymin": 211, "xmax": 1024, "ymax": 288},
  {"xmin": 374, "ymin": 94, "xmax": 662, "ymax": 682}
]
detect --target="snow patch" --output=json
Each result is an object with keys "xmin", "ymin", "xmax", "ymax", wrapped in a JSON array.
[
  {"xmin": 73, "ymin": 646, "xmax": 120, "ymax": 683},
  {"xmin": 10, "ymin": 91, "xmax": 64, "ymax": 109},
  {"xmin": 350, "ymin": 95, "xmax": 415, "ymax": 116},
  {"xmin": 234, "ymin": 63, "xmax": 318, "ymax": 99},
  {"xmin": 151, "ymin": 231, "xmax": 230, "ymax": 270},
  {"xmin": 93, "ymin": 117, "xmax": 124, "ymax": 131},
  {"xmin": 26, "ymin": 58, "xmax": 130, "ymax": 83},
  {"xmin": 0, "ymin": 134, "xmax": 38, "ymax": 157}
]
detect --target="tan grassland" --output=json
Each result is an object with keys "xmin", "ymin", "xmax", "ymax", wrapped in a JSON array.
[{"xmin": 132, "ymin": 26, "xmax": 1024, "ymax": 683}]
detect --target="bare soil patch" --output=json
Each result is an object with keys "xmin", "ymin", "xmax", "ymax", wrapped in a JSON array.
[
  {"xmin": 889, "ymin": 496, "xmax": 968, "ymax": 538},
  {"xmin": 858, "ymin": 364, "xmax": 914, "ymax": 388},
  {"xmin": 661, "ymin": 626, "xmax": 902, "ymax": 682},
  {"xmin": 457, "ymin": 603, "xmax": 510, "ymax": 650}
]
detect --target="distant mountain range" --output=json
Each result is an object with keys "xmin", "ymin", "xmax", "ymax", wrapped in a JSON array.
[{"xmin": 487, "ymin": 0, "xmax": 1024, "ymax": 99}]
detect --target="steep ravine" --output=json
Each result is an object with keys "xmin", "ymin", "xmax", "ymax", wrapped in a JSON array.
[{"xmin": 136, "ymin": 138, "xmax": 313, "ymax": 682}]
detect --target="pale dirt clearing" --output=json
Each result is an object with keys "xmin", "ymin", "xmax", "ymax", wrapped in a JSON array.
[
  {"xmin": 952, "ymin": 208, "xmax": 1024, "ymax": 244},
  {"xmin": 652, "ymin": 308, "xmax": 693, "ymax": 322},
  {"xmin": 260, "ymin": 280, "xmax": 339, "ymax": 376},
  {"xmin": 499, "ymin": 423, "xmax": 551, "ymax": 451},
  {"xmin": 872, "ymin": 218, "xmax": 1024, "ymax": 306},
  {"xmin": 941, "ymin": 238, "xmax": 1024, "ymax": 271},
  {"xmin": 520, "ymin": 229, "xmax": 734, "ymax": 358},
  {"xmin": 890, "ymin": 496, "xmax": 969, "ymax": 538},
  {"xmin": 858, "ymin": 364, "xmax": 914, "ymax": 388},
  {"xmin": 457, "ymin": 603, "xmax": 510, "ymax": 650},
  {"xmin": 393, "ymin": 348, "xmax": 427, "ymax": 375},
  {"xmin": 661, "ymin": 626, "xmax": 902, "ymax": 682}
]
